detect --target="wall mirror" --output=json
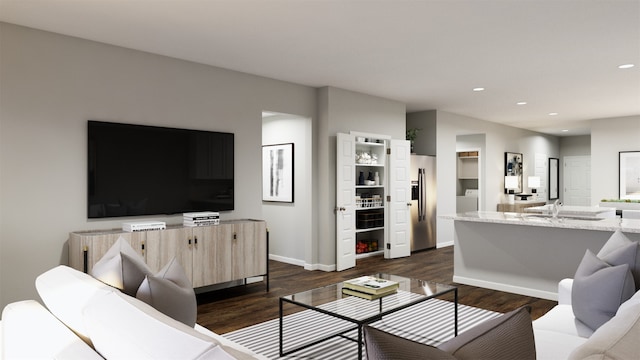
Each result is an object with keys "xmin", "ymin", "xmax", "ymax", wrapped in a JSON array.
[
  {"xmin": 549, "ymin": 157, "xmax": 559, "ymax": 200},
  {"xmin": 504, "ymin": 152, "xmax": 523, "ymax": 193},
  {"xmin": 619, "ymin": 151, "xmax": 640, "ymax": 200}
]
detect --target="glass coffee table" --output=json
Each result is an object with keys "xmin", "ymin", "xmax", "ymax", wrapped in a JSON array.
[{"xmin": 279, "ymin": 273, "xmax": 457, "ymax": 360}]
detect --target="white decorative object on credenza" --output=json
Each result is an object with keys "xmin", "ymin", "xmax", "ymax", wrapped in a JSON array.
[
  {"xmin": 505, "ymin": 176, "xmax": 519, "ymax": 204},
  {"xmin": 528, "ymin": 176, "xmax": 541, "ymax": 199},
  {"xmin": 122, "ymin": 221, "xmax": 166, "ymax": 232}
]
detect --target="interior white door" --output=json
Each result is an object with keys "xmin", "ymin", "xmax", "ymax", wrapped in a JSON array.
[
  {"xmin": 335, "ymin": 133, "xmax": 356, "ymax": 271},
  {"xmin": 386, "ymin": 139, "xmax": 411, "ymax": 259},
  {"xmin": 563, "ymin": 156, "xmax": 591, "ymax": 206}
]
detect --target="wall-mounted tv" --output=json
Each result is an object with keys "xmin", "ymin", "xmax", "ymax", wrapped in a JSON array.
[{"xmin": 88, "ymin": 121, "xmax": 234, "ymax": 218}]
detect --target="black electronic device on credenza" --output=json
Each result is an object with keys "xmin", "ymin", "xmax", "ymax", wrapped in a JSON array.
[{"xmin": 88, "ymin": 120, "xmax": 234, "ymax": 219}]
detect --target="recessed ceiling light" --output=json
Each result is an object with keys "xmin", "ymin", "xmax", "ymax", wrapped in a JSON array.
[
  {"xmin": 473, "ymin": 87, "xmax": 485, "ymax": 92},
  {"xmin": 562, "ymin": 129, "xmax": 569, "ymax": 132},
  {"xmin": 516, "ymin": 101, "xmax": 527, "ymax": 105},
  {"xmin": 549, "ymin": 112, "xmax": 559, "ymax": 116},
  {"xmin": 618, "ymin": 64, "xmax": 635, "ymax": 69}
]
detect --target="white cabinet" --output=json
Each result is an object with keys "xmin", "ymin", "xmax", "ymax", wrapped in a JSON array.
[
  {"xmin": 336, "ymin": 133, "xmax": 411, "ymax": 271},
  {"xmin": 456, "ymin": 151, "xmax": 480, "ymax": 212},
  {"xmin": 457, "ymin": 152, "xmax": 478, "ymax": 179}
]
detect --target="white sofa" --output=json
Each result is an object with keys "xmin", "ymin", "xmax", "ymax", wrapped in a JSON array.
[
  {"xmin": 532, "ymin": 278, "xmax": 640, "ymax": 359},
  {"xmin": 1, "ymin": 265, "xmax": 267, "ymax": 359}
]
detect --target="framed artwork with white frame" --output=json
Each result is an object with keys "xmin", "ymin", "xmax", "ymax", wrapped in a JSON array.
[
  {"xmin": 619, "ymin": 151, "xmax": 640, "ymax": 200},
  {"xmin": 262, "ymin": 143, "xmax": 294, "ymax": 202}
]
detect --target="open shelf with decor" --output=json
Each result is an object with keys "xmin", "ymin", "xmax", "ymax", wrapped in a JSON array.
[{"xmin": 335, "ymin": 132, "xmax": 411, "ymax": 270}]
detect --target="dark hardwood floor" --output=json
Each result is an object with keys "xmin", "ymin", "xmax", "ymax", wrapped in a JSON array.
[{"xmin": 196, "ymin": 246, "xmax": 556, "ymax": 334}]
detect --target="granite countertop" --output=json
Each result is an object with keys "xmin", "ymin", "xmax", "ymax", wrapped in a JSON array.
[
  {"xmin": 524, "ymin": 205, "xmax": 617, "ymax": 216},
  {"xmin": 441, "ymin": 211, "xmax": 640, "ymax": 233}
]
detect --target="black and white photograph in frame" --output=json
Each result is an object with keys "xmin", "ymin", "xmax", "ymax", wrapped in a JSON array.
[
  {"xmin": 504, "ymin": 152, "xmax": 523, "ymax": 193},
  {"xmin": 262, "ymin": 143, "xmax": 294, "ymax": 202},
  {"xmin": 619, "ymin": 151, "xmax": 640, "ymax": 200}
]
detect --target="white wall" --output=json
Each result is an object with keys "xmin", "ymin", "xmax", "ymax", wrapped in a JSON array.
[
  {"xmin": 456, "ymin": 133, "xmax": 486, "ymax": 209},
  {"xmin": 262, "ymin": 114, "xmax": 312, "ymax": 266},
  {"xmin": 591, "ymin": 115, "xmax": 640, "ymax": 204},
  {"xmin": 435, "ymin": 111, "xmax": 560, "ymax": 247},
  {"xmin": 316, "ymin": 87, "xmax": 406, "ymax": 269},
  {"xmin": 0, "ymin": 23, "xmax": 316, "ymax": 308}
]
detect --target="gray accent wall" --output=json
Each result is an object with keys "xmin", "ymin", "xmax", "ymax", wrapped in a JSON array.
[
  {"xmin": 0, "ymin": 23, "xmax": 316, "ymax": 307},
  {"xmin": 0, "ymin": 23, "xmax": 407, "ymax": 307},
  {"xmin": 316, "ymin": 86, "xmax": 406, "ymax": 270}
]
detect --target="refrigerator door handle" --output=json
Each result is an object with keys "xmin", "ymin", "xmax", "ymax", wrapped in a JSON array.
[
  {"xmin": 421, "ymin": 168, "xmax": 426, "ymax": 221},
  {"xmin": 419, "ymin": 168, "xmax": 425, "ymax": 221}
]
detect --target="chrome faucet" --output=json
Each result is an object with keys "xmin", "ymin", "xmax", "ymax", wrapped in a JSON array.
[{"xmin": 551, "ymin": 199, "xmax": 561, "ymax": 219}]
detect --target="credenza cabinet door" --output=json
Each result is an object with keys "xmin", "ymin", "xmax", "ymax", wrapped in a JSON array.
[
  {"xmin": 145, "ymin": 227, "xmax": 194, "ymax": 280},
  {"xmin": 191, "ymin": 225, "xmax": 229, "ymax": 287},
  {"xmin": 231, "ymin": 221, "xmax": 267, "ymax": 280},
  {"xmin": 69, "ymin": 231, "xmax": 146, "ymax": 274}
]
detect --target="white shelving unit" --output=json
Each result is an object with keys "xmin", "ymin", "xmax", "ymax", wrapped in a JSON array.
[
  {"xmin": 353, "ymin": 140, "xmax": 386, "ymax": 257},
  {"xmin": 335, "ymin": 132, "xmax": 411, "ymax": 271}
]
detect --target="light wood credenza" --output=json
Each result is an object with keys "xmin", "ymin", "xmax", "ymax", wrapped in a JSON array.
[{"xmin": 69, "ymin": 219, "xmax": 268, "ymax": 291}]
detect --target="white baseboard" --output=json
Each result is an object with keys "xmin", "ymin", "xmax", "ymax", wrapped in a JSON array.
[
  {"xmin": 304, "ymin": 263, "xmax": 335, "ymax": 272},
  {"xmin": 268, "ymin": 254, "xmax": 335, "ymax": 272},
  {"xmin": 268, "ymin": 254, "xmax": 305, "ymax": 267},
  {"xmin": 453, "ymin": 275, "xmax": 558, "ymax": 301},
  {"xmin": 437, "ymin": 241, "xmax": 454, "ymax": 248}
]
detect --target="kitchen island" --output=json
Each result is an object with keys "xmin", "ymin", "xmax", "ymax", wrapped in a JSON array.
[{"xmin": 443, "ymin": 211, "xmax": 640, "ymax": 300}]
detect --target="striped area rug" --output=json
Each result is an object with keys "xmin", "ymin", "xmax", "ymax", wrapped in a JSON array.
[{"xmin": 223, "ymin": 294, "xmax": 500, "ymax": 359}]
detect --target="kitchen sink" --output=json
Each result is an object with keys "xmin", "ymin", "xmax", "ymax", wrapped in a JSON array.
[{"xmin": 522, "ymin": 214, "xmax": 606, "ymax": 221}]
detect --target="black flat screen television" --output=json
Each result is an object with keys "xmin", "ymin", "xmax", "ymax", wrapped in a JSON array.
[{"xmin": 88, "ymin": 121, "xmax": 234, "ymax": 218}]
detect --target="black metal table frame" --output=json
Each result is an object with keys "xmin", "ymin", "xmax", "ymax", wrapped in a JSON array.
[{"xmin": 279, "ymin": 286, "xmax": 458, "ymax": 360}]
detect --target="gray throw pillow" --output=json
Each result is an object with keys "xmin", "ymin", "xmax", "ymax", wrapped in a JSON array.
[
  {"xmin": 90, "ymin": 236, "xmax": 152, "ymax": 296},
  {"xmin": 597, "ymin": 230, "xmax": 640, "ymax": 290},
  {"xmin": 439, "ymin": 306, "xmax": 535, "ymax": 360},
  {"xmin": 572, "ymin": 249, "xmax": 636, "ymax": 331},
  {"xmin": 363, "ymin": 306, "xmax": 535, "ymax": 360},
  {"xmin": 363, "ymin": 325, "xmax": 456, "ymax": 360},
  {"xmin": 136, "ymin": 256, "xmax": 197, "ymax": 327}
]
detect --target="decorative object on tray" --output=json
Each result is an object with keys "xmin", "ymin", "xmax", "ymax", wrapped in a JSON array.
[{"xmin": 343, "ymin": 276, "xmax": 399, "ymax": 295}]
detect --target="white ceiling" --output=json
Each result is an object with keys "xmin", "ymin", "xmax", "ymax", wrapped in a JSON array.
[{"xmin": 1, "ymin": 0, "xmax": 639, "ymax": 136}]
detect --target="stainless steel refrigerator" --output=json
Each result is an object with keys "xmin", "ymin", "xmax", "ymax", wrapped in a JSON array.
[{"xmin": 410, "ymin": 155, "xmax": 436, "ymax": 251}]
